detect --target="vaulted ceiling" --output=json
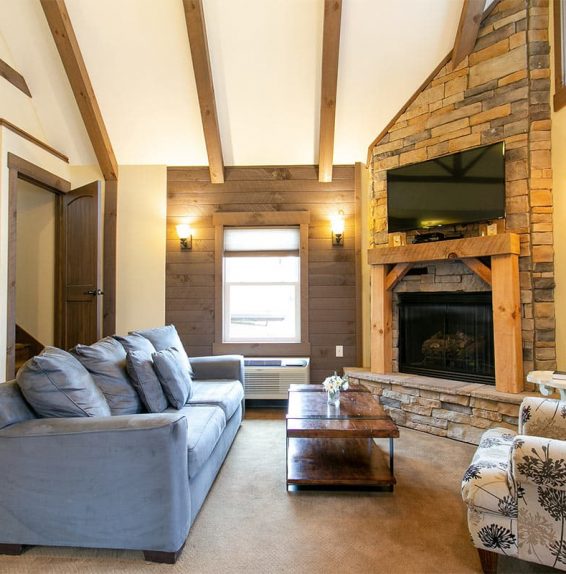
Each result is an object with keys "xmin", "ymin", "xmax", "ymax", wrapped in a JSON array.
[{"xmin": 0, "ymin": 0, "xmax": 475, "ymax": 168}]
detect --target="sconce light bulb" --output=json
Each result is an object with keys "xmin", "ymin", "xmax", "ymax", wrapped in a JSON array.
[{"xmin": 176, "ymin": 223, "xmax": 191, "ymax": 239}]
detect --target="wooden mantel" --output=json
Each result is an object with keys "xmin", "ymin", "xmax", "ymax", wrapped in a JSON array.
[{"xmin": 368, "ymin": 233, "xmax": 524, "ymax": 393}]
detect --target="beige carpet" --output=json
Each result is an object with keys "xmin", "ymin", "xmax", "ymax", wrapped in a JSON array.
[{"xmin": 0, "ymin": 416, "xmax": 557, "ymax": 574}]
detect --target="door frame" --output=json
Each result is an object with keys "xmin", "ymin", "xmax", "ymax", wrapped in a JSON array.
[{"xmin": 6, "ymin": 153, "xmax": 71, "ymax": 379}]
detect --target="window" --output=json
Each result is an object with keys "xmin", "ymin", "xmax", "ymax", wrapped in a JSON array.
[
  {"xmin": 223, "ymin": 228, "xmax": 300, "ymax": 343},
  {"xmin": 554, "ymin": 0, "xmax": 566, "ymax": 110},
  {"xmin": 212, "ymin": 211, "xmax": 310, "ymax": 355}
]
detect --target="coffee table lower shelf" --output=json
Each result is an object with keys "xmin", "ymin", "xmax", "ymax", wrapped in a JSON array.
[{"xmin": 286, "ymin": 437, "xmax": 395, "ymax": 491}]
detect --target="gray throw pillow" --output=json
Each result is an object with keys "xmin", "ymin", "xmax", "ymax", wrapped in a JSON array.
[
  {"xmin": 125, "ymin": 351, "xmax": 168, "ymax": 413},
  {"xmin": 152, "ymin": 347, "xmax": 193, "ymax": 409},
  {"xmin": 133, "ymin": 325, "xmax": 194, "ymax": 376},
  {"xmin": 114, "ymin": 333, "xmax": 156, "ymax": 356},
  {"xmin": 72, "ymin": 337, "xmax": 142, "ymax": 415},
  {"xmin": 17, "ymin": 347, "xmax": 111, "ymax": 418}
]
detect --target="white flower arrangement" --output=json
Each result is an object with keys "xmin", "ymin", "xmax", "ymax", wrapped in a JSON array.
[{"xmin": 322, "ymin": 372, "xmax": 349, "ymax": 393}]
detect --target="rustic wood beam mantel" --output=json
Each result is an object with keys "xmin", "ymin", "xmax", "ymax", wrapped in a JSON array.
[
  {"xmin": 452, "ymin": 0, "xmax": 486, "ymax": 69},
  {"xmin": 183, "ymin": 0, "xmax": 224, "ymax": 184},
  {"xmin": 40, "ymin": 0, "xmax": 118, "ymax": 181},
  {"xmin": 369, "ymin": 234, "xmax": 523, "ymax": 393},
  {"xmin": 0, "ymin": 58, "xmax": 31, "ymax": 97},
  {"xmin": 318, "ymin": 0, "xmax": 342, "ymax": 183}
]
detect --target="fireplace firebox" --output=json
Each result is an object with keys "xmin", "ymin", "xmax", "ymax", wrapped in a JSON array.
[{"xmin": 398, "ymin": 292, "xmax": 495, "ymax": 385}]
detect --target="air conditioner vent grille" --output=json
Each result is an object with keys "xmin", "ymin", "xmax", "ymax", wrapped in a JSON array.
[{"xmin": 244, "ymin": 358, "xmax": 310, "ymax": 399}]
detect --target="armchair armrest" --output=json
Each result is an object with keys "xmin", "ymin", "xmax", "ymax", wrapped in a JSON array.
[
  {"xmin": 519, "ymin": 397, "xmax": 566, "ymax": 440},
  {"xmin": 0, "ymin": 414, "xmax": 190, "ymax": 552},
  {"xmin": 189, "ymin": 354, "xmax": 244, "ymax": 384}
]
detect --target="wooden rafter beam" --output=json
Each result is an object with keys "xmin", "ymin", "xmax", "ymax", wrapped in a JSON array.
[
  {"xmin": 40, "ymin": 0, "xmax": 118, "ymax": 180},
  {"xmin": 0, "ymin": 58, "xmax": 31, "ymax": 97},
  {"xmin": 183, "ymin": 0, "xmax": 224, "ymax": 184},
  {"xmin": 451, "ymin": 0, "xmax": 486, "ymax": 69},
  {"xmin": 318, "ymin": 0, "xmax": 342, "ymax": 183}
]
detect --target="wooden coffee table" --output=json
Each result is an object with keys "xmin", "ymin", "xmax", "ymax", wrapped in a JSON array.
[{"xmin": 286, "ymin": 384, "xmax": 399, "ymax": 490}]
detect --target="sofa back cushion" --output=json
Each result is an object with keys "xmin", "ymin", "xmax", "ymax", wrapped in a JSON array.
[
  {"xmin": 0, "ymin": 381, "xmax": 36, "ymax": 430},
  {"xmin": 152, "ymin": 347, "xmax": 193, "ymax": 409},
  {"xmin": 125, "ymin": 350, "xmax": 168, "ymax": 413},
  {"xmin": 17, "ymin": 347, "xmax": 111, "ymax": 418},
  {"xmin": 72, "ymin": 337, "xmax": 142, "ymax": 415},
  {"xmin": 133, "ymin": 325, "xmax": 194, "ymax": 376}
]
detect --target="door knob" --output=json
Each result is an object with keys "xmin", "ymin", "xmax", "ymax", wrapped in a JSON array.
[{"xmin": 85, "ymin": 289, "xmax": 104, "ymax": 296}]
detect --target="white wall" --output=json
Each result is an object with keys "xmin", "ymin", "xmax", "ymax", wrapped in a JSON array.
[
  {"xmin": 115, "ymin": 165, "xmax": 167, "ymax": 334},
  {"xmin": 15, "ymin": 179, "xmax": 56, "ymax": 346},
  {"xmin": 551, "ymin": 3, "xmax": 566, "ymax": 369}
]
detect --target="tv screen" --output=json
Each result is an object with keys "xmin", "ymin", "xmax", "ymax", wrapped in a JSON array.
[{"xmin": 387, "ymin": 142, "xmax": 505, "ymax": 233}]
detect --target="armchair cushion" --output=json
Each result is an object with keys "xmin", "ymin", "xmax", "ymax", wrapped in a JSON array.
[
  {"xmin": 72, "ymin": 337, "xmax": 142, "ymax": 415},
  {"xmin": 462, "ymin": 428, "xmax": 517, "ymax": 517},
  {"xmin": 125, "ymin": 351, "xmax": 168, "ymax": 413},
  {"xmin": 17, "ymin": 347, "xmax": 111, "ymax": 418},
  {"xmin": 187, "ymin": 380, "xmax": 244, "ymax": 419},
  {"xmin": 152, "ymin": 347, "xmax": 193, "ymax": 409}
]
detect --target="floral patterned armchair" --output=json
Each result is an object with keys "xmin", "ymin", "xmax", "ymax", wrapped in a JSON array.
[{"xmin": 462, "ymin": 397, "xmax": 566, "ymax": 573}]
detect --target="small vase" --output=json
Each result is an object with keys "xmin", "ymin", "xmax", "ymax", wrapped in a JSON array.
[{"xmin": 327, "ymin": 388, "xmax": 340, "ymax": 406}]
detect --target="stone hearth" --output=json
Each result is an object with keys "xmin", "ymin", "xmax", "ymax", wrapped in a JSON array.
[{"xmin": 345, "ymin": 368, "xmax": 537, "ymax": 445}]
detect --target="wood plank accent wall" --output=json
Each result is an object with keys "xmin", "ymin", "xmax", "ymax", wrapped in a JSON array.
[{"xmin": 166, "ymin": 165, "xmax": 360, "ymax": 383}]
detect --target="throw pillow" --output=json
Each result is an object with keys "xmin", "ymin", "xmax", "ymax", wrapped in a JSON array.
[
  {"xmin": 125, "ymin": 350, "xmax": 168, "ymax": 413},
  {"xmin": 113, "ymin": 333, "xmax": 157, "ymax": 356},
  {"xmin": 17, "ymin": 347, "xmax": 111, "ymax": 418},
  {"xmin": 132, "ymin": 325, "xmax": 194, "ymax": 376},
  {"xmin": 72, "ymin": 337, "xmax": 142, "ymax": 415},
  {"xmin": 152, "ymin": 347, "xmax": 193, "ymax": 409}
]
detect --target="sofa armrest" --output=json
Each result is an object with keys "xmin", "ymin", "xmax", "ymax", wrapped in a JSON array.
[
  {"xmin": 189, "ymin": 354, "xmax": 244, "ymax": 384},
  {"xmin": 519, "ymin": 397, "xmax": 566, "ymax": 440},
  {"xmin": 0, "ymin": 414, "xmax": 190, "ymax": 552}
]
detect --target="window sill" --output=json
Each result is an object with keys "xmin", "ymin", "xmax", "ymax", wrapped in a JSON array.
[{"xmin": 213, "ymin": 342, "xmax": 311, "ymax": 356}]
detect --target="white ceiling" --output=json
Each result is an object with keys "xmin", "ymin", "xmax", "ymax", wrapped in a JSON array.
[{"xmin": 0, "ymin": 0, "xmax": 466, "ymax": 167}]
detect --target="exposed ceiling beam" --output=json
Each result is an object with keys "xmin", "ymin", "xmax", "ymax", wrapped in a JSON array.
[
  {"xmin": 318, "ymin": 0, "xmax": 342, "ymax": 183},
  {"xmin": 40, "ymin": 0, "xmax": 118, "ymax": 180},
  {"xmin": 183, "ymin": 0, "xmax": 224, "ymax": 184},
  {"xmin": 452, "ymin": 0, "xmax": 486, "ymax": 69},
  {"xmin": 0, "ymin": 58, "xmax": 31, "ymax": 97}
]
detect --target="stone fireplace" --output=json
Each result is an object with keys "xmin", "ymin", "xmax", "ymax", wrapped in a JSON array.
[{"xmin": 398, "ymin": 291, "xmax": 495, "ymax": 385}]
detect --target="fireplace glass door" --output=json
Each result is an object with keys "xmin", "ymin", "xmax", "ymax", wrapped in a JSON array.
[{"xmin": 398, "ymin": 292, "xmax": 495, "ymax": 384}]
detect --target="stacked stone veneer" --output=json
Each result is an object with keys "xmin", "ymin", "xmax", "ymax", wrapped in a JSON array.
[
  {"xmin": 370, "ymin": 0, "xmax": 555, "ymax": 377},
  {"xmin": 345, "ymin": 369, "xmax": 535, "ymax": 444}
]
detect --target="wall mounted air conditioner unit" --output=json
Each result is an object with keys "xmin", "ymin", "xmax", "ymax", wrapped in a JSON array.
[{"xmin": 244, "ymin": 358, "xmax": 310, "ymax": 399}]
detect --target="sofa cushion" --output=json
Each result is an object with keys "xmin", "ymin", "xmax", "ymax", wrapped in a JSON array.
[
  {"xmin": 114, "ymin": 333, "xmax": 156, "ymax": 356},
  {"xmin": 187, "ymin": 380, "xmax": 244, "ymax": 420},
  {"xmin": 133, "ymin": 325, "xmax": 193, "ymax": 376},
  {"xmin": 152, "ymin": 347, "xmax": 193, "ymax": 409},
  {"xmin": 169, "ymin": 405, "xmax": 226, "ymax": 478},
  {"xmin": 125, "ymin": 351, "xmax": 168, "ymax": 413},
  {"xmin": 72, "ymin": 337, "xmax": 142, "ymax": 415},
  {"xmin": 0, "ymin": 381, "xmax": 36, "ymax": 430},
  {"xmin": 461, "ymin": 427, "xmax": 517, "ymax": 516},
  {"xmin": 17, "ymin": 347, "xmax": 111, "ymax": 418}
]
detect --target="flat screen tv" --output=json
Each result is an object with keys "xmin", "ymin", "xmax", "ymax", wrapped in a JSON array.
[{"xmin": 387, "ymin": 142, "xmax": 505, "ymax": 233}]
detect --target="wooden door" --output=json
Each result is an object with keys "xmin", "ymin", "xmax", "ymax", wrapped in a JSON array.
[{"xmin": 60, "ymin": 181, "xmax": 102, "ymax": 348}]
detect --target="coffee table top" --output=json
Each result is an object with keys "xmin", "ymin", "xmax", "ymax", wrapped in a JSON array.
[{"xmin": 286, "ymin": 384, "xmax": 399, "ymax": 438}]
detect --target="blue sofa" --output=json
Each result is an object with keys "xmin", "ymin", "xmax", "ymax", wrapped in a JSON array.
[{"xmin": 0, "ymin": 354, "xmax": 244, "ymax": 563}]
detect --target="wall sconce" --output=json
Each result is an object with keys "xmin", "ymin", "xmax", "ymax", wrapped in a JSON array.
[
  {"xmin": 331, "ymin": 210, "xmax": 345, "ymax": 246},
  {"xmin": 176, "ymin": 223, "xmax": 192, "ymax": 250}
]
